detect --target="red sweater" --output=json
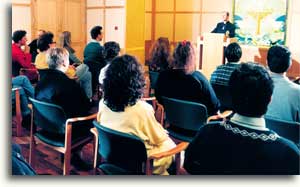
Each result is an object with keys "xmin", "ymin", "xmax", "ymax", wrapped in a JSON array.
[{"xmin": 12, "ymin": 43, "xmax": 32, "ymax": 68}]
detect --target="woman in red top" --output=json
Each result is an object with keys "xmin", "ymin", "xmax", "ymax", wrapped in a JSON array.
[{"xmin": 12, "ymin": 30, "xmax": 38, "ymax": 82}]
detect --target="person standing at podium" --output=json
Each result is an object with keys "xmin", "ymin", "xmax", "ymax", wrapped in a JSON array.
[{"xmin": 212, "ymin": 11, "xmax": 235, "ymax": 38}]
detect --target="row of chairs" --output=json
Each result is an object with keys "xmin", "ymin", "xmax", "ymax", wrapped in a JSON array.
[
  {"xmin": 27, "ymin": 96, "xmax": 299, "ymax": 175},
  {"xmin": 13, "ymin": 70, "xmax": 300, "ymax": 175},
  {"xmin": 25, "ymin": 94, "xmax": 234, "ymax": 175},
  {"xmin": 27, "ymin": 97, "xmax": 190, "ymax": 175}
]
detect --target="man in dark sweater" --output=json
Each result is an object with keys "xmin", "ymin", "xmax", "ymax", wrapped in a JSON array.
[
  {"xmin": 83, "ymin": 25, "xmax": 105, "ymax": 95},
  {"xmin": 35, "ymin": 47, "xmax": 92, "ymax": 132},
  {"xmin": 184, "ymin": 62, "xmax": 300, "ymax": 174}
]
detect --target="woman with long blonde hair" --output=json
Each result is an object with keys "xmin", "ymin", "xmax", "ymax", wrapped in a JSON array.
[{"xmin": 58, "ymin": 31, "xmax": 82, "ymax": 66}]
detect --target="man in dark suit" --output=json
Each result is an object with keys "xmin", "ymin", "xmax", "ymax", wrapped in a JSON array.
[{"xmin": 212, "ymin": 11, "xmax": 235, "ymax": 38}]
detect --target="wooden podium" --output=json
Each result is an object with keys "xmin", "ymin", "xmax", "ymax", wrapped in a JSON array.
[{"xmin": 197, "ymin": 33, "xmax": 225, "ymax": 79}]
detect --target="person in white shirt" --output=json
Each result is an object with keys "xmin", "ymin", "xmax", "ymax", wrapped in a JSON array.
[{"xmin": 266, "ymin": 45, "xmax": 300, "ymax": 122}]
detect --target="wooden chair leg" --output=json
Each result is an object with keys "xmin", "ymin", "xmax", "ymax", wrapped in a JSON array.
[
  {"xmin": 175, "ymin": 152, "xmax": 181, "ymax": 175},
  {"xmin": 63, "ymin": 149, "xmax": 71, "ymax": 175},
  {"xmin": 29, "ymin": 109, "xmax": 36, "ymax": 167},
  {"xmin": 63, "ymin": 123, "xmax": 72, "ymax": 175},
  {"xmin": 15, "ymin": 89, "xmax": 22, "ymax": 136},
  {"xmin": 29, "ymin": 136, "xmax": 36, "ymax": 168}
]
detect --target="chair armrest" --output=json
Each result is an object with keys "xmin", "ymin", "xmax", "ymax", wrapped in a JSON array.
[
  {"xmin": 90, "ymin": 127, "xmax": 98, "ymax": 137},
  {"xmin": 66, "ymin": 113, "xmax": 97, "ymax": 124},
  {"xmin": 148, "ymin": 142, "xmax": 189, "ymax": 160},
  {"xmin": 207, "ymin": 110, "xmax": 233, "ymax": 122},
  {"xmin": 20, "ymin": 68, "xmax": 37, "ymax": 71},
  {"xmin": 142, "ymin": 97, "xmax": 156, "ymax": 101},
  {"xmin": 90, "ymin": 127, "xmax": 99, "ymax": 174},
  {"xmin": 12, "ymin": 87, "xmax": 21, "ymax": 92}
]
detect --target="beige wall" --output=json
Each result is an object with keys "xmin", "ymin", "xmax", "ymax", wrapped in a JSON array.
[
  {"xmin": 12, "ymin": 0, "xmax": 32, "ymax": 42},
  {"xmin": 86, "ymin": 0, "xmax": 126, "ymax": 48}
]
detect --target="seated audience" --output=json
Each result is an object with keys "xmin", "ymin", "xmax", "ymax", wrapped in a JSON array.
[
  {"xmin": 28, "ymin": 29, "xmax": 46, "ymax": 62},
  {"xmin": 35, "ymin": 47, "xmax": 92, "ymax": 128},
  {"xmin": 147, "ymin": 37, "xmax": 171, "ymax": 72},
  {"xmin": 12, "ymin": 30, "xmax": 38, "ymax": 82},
  {"xmin": 210, "ymin": 42, "xmax": 242, "ymax": 86},
  {"xmin": 58, "ymin": 31, "xmax": 92, "ymax": 99},
  {"xmin": 98, "ymin": 41, "xmax": 120, "ymax": 85},
  {"xmin": 83, "ymin": 26, "xmax": 106, "ymax": 95},
  {"xmin": 12, "ymin": 75, "xmax": 34, "ymax": 128},
  {"xmin": 12, "ymin": 143, "xmax": 36, "ymax": 175},
  {"xmin": 265, "ymin": 45, "xmax": 300, "ymax": 122},
  {"xmin": 97, "ymin": 54, "xmax": 176, "ymax": 175},
  {"xmin": 36, "ymin": 32, "xmax": 92, "ymax": 99},
  {"xmin": 155, "ymin": 41, "xmax": 219, "ymax": 116},
  {"xmin": 184, "ymin": 62, "xmax": 300, "ymax": 174}
]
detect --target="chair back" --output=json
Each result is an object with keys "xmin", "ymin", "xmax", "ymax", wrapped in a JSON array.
[
  {"xmin": 212, "ymin": 84, "xmax": 232, "ymax": 110},
  {"xmin": 93, "ymin": 121, "xmax": 147, "ymax": 174},
  {"xmin": 19, "ymin": 68, "xmax": 39, "ymax": 84},
  {"xmin": 12, "ymin": 61, "xmax": 22, "ymax": 77},
  {"xmin": 162, "ymin": 96, "xmax": 207, "ymax": 141},
  {"xmin": 37, "ymin": 69, "xmax": 48, "ymax": 80},
  {"xmin": 149, "ymin": 71, "xmax": 159, "ymax": 89},
  {"xmin": 265, "ymin": 117, "xmax": 300, "ymax": 145},
  {"xmin": 29, "ymin": 97, "xmax": 67, "ymax": 134}
]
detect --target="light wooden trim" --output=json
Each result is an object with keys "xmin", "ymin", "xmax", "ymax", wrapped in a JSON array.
[
  {"xmin": 63, "ymin": 122, "xmax": 72, "ymax": 175},
  {"xmin": 172, "ymin": 0, "xmax": 176, "ymax": 43},
  {"xmin": 125, "ymin": 47, "xmax": 145, "ymax": 51},
  {"xmin": 65, "ymin": 113, "xmax": 97, "ymax": 123},
  {"xmin": 148, "ymin": 142, "xmax": 189, "ymax": 159},
  {"xmin": 86, "ymin": 6, "xmax": 125, "ymax": 9},
  {"xmin": 200, "ymin": 0, "xmax": 203, "ymax": 35},
  {"xmin": 90, "ymin": 127, "xmax": 99, "ymax": 174},
  {"xmin": 29, "ymin": 106, "xmax": 35, "ymax": 166},
  {"xmin": 207, "ymin": 110, "xmax": 233, "ymax": 122},
  {"xmin": 13, "ymin": 87, "xmax": 22, "ymax": 137},
  {"xmin": 149, "ymin": 11, "xmax": 203, "ymax": 14},
  {"xmin": 12, "ymin": 3, "xmax": 31, "ymax": 7},
  {"xmin": 31, "ymin": 0, "xmax": 35, "ymax": 43},
  {"xmin": 151, "ymin": 0, "xmax": 156, "ymax": 42}
]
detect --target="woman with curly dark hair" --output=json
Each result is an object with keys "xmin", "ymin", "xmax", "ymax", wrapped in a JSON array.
[
  {"xmin": 155, "ymin": 41, "xmax": 220, "ymax": 116},
  {"xmin": 97, "ymin": 54, "xmax": 176, "ymax": 175},
  {"xmin": 147, "ymin": 37, "xmax": 171, "ymax": 72}
]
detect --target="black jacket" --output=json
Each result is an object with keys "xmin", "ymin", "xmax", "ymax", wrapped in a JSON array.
[
  {"xmin": 155, "ymin": 69, "xmax": 220, "ymax": 116},
  {"xmin": 212, "ymin": 21, "xmax": 235, "ymax": 38},
  {"xmin": 35, "ymin": 69, "xmax": 91, "ymax": 118}
]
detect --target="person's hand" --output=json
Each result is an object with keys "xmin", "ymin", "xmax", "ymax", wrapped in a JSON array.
[
  {"xmin": 69, "ymin": 65, "xmax": 76, "ymax": 70},
  {"xmin": 24, "ymin": 45, "xmax": 30, "ymax": 53}
]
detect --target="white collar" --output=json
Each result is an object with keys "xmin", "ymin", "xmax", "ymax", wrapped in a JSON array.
[
  {"xmin": 91, "ymin": 39, "xmax": 100, "ymax": 43},
  {"xmin": 230, "ymin": 113, "xmax": 268, "ymax": 131},
  {"xmin": 270, "ymin": 72, "xmax": 289, "ymax": 80}
]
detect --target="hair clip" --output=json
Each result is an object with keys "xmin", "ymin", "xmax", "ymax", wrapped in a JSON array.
[{"xmin": 182, "ymin": 40, "xmax": 187, "ymax": 46}]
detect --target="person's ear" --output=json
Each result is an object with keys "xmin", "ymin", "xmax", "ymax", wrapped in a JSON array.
[{"xmin": 268, "ymin": 96, "xmax": 272, "ymax": 104}]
